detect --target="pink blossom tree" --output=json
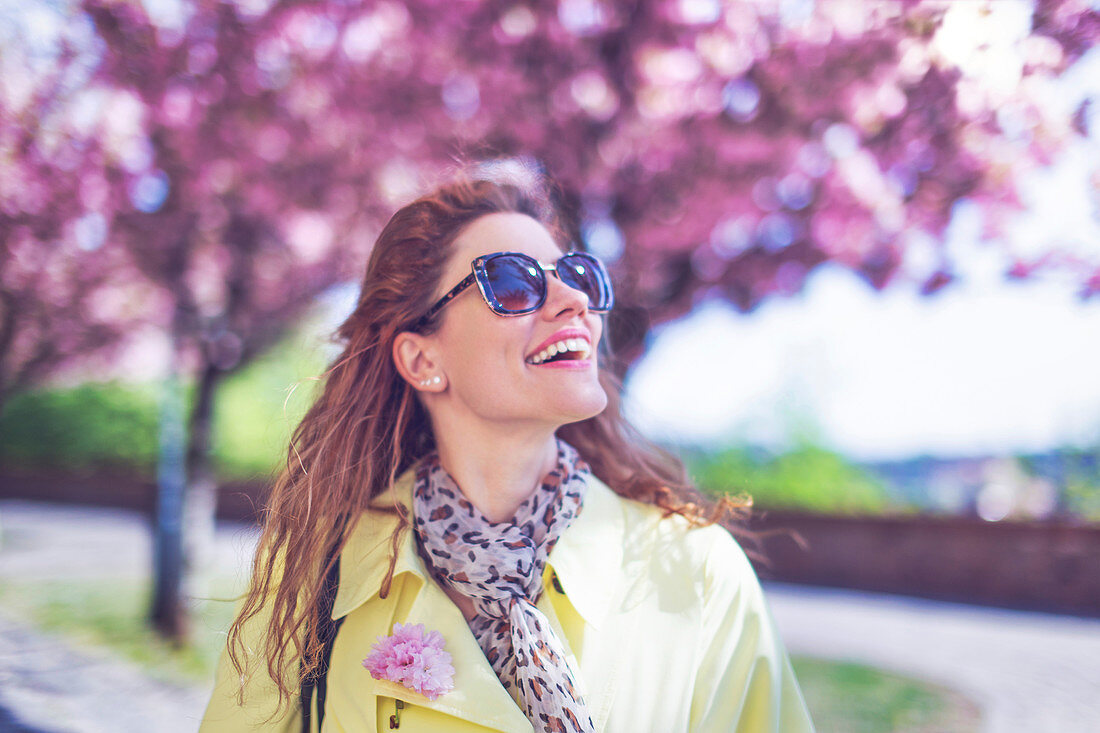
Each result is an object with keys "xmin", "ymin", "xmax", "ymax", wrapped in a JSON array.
[
  {"xmin": 81, "ymin": 0, "xmax": 394, "ymax": 638},
  {"xmin": 11, "ymin": 0, "xmax": 1096, "ymax": 638},
  {"xmin": 0, "ymin": 34, "xmax": 155, "ymax": 417}
]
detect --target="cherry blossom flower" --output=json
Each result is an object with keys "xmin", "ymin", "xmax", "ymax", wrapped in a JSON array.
[{"xmin": 363, "ymin": 622, "xmax": 455, "ymax": 700}]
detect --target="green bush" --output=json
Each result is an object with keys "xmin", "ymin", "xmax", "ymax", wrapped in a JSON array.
[
  {"xmin": 1065, "ymin": 476, "xmax": 1100, "ymax": 521},
  {"xmin": 0, "ymin": 328, "xmax": 329, "ymax": 482},
  {"xmin": 686, "ymin": 441, "xmax": 896, "ymax": 514},
  {"xmin": 0, "ymin": 381, "xmax": 161, "ymax": 474},
  {"xmin": 209, "ymin": 329, "xmax": 327, "ymax": 480},
  {"xmin": 1019, "ymin": 448, "xmax": 1100, "ymax": 522}
]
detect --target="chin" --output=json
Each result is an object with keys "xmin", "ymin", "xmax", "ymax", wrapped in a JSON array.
[{"xmin": 558, "ymin": 388, "xmax": 609, "ymax": 424}]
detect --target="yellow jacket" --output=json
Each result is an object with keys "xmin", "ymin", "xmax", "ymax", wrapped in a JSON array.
[{"xmin": 200, "ymin": 468, "xmax": 815, "ymax": 732}]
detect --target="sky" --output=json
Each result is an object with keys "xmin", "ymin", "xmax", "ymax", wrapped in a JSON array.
[{"xmin": 623, "ymin": 259, "xmax": 1100, "ymax": 461}]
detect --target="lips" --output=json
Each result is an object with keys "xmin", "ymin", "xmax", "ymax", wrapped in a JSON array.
[{"xmin": 525, "ymin": 328, "xmax": 592, "ymax": 365}]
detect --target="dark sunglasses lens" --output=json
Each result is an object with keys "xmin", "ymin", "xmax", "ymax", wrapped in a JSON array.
[
  {"xmin": 558, "ymin": 254, "xmax": 612, "ymax": 310},
  {"xmin": 484, "ymin": 255, "xmax": 544, "ymax": 313}
]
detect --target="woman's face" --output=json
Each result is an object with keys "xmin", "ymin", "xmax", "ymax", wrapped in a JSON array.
[{"xmin": 427, "ymin": 212, "xmax": 608, "ymax": 431}]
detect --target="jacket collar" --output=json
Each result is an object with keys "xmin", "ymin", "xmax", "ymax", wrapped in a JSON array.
[{"xmin": 331, "ymin": 463, "xmax": 626, "ymax": 629}]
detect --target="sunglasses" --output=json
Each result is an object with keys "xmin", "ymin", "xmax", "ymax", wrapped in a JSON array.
[{"xmin": 416, "ymin": 251, "xmax": 614, "ymax": 328}]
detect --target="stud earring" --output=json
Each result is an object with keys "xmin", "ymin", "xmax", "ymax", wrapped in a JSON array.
[{"xmin": 418, "ymin": 375, "xmax": 442, "ymax": 388}]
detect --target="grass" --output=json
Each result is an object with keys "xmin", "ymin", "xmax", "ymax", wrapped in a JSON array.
[
  {"xmin": 0, "ymin": 581, "xmax": 983, "ymax": 731},
  {"xmin": 0, "ymin": 577, "xmax": 242, "ymax": 686},
  {"xmin": 791, "ymin": 656, "xmax": 982, "ymax": 732}
]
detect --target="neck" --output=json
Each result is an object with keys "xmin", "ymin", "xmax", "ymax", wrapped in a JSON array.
[{"xmin": 431, "ymin": 418, "xmax": 559, "ymax": 523}]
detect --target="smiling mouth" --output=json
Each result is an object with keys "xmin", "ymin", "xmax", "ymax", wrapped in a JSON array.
[{"xmin": 526, "ymin": 338, "xmax": 592, "ymax": 365}]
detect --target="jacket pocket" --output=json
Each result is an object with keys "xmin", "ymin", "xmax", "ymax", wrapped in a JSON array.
[
  {"xmin": 375, "ymin": 695, "xmax": 503, "ymax": 732},
  {"xmin": 377, "ymin": 696, "xmax": 404, "ymax": 731}
]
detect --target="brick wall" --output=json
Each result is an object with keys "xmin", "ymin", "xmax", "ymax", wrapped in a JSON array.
[{"xmin": 748, "ymin": 510, "xmax": 1100, "ymax": 617}]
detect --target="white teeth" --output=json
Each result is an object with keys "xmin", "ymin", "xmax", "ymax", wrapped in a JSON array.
[{"xmin": 528, "ymin": 337, "xmax": 591, "ymax": 365}]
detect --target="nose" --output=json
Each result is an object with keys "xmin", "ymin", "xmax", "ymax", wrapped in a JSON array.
[{"xmin": 542, "ymin": 268, "xmax": 590, "ymax": 319}]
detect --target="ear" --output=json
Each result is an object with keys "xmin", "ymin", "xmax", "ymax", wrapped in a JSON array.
[{"xmin": 392, "ymin": 331, "xmax": 447, "ymax": 392}]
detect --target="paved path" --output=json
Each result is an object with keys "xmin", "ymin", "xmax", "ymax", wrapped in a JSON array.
[
  {"xmin": 765, "ymin": 582, "xmax": 1100, "ymax": 733},
  {"xmin": 0, "ymin": 608, "xmax": 208, "ymax": 733},
  {"xmin": 2, "ymin": 500, "xmax": 1099, "ymax": 732},
  {"xmin": 0, "ymin": 501, "xmax": 255, "ymax": 733}
]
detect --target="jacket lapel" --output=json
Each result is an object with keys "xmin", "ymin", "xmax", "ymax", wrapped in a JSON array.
[
  {"xmin": 544, "ymin": 473, "xmax": 633, "ymax": 731},
  {"xmin": 332, "ymin": 470, "xmax": 532, "ymax": 732},
  {"xmin": 545, "ymin": 471, "xmax": 625, "ymax": 630},
  {"xmin": 373, "ymin": 575, "xmax": 533, "ymax": 732}
]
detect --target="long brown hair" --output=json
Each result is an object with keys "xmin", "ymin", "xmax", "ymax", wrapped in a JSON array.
[{"xmin": 226, "ymin": 173, "xmax": 747, "ymax": 711}]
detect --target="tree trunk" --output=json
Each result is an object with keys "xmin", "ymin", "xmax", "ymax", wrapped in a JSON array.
[
  {"xmin": 150, "ymin": 356, "xmax": 188, "ymax": 641},
  {"xmin": 149, "ymin": 347, "xmax": 225, "ymax": 642},
  {"xmin": 182, "ymin": 358, "xmax": 222, "ymax": 603}
]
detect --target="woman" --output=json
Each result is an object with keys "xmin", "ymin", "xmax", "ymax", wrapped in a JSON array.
[{"xmin": 200, "ymin": 175, "xmax": 814, "ymax": 732}]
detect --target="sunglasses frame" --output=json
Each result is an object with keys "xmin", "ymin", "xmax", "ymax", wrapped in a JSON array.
[{"xmin": 416, "ymin": 251, "xmax": 613, "ymax": 329}]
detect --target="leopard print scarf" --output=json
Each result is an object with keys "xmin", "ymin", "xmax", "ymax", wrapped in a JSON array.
[{"xmin": 412, "ymin": 438, "xmax": 596, "ymax": 733}]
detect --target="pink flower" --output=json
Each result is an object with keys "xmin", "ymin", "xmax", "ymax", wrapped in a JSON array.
[{"xmin": 362, "ymin": 622, "xmax": 455, "ymax": 700}]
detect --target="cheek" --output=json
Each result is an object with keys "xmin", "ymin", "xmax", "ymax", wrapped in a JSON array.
[
  {"xmin": 587, "ymin": 316, "xmax": 605, "ymax": 353},
  {"xmin": 444, "ymin": 320, "xmax": 524, "ymax": 379}
]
